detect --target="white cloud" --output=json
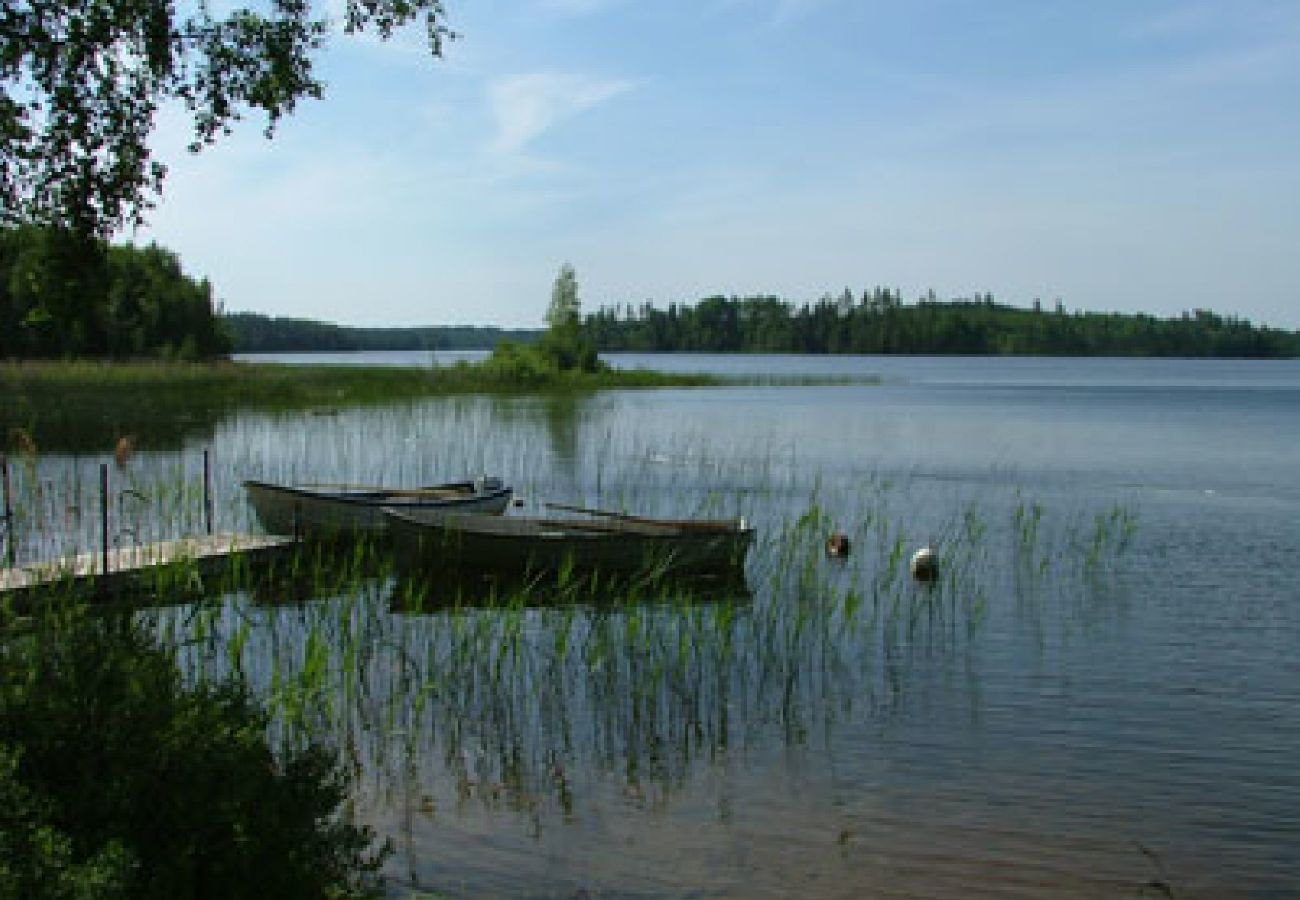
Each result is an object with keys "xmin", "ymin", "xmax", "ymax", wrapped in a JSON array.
[{"xmin": 487, "ymin": 72, "xmax": 634, "ymax": 156}]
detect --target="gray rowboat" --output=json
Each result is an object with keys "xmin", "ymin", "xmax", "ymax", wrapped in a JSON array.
[
  {"xmin": 383, "ymin": 506, "xmax": 754, "ymax": 578},
  {"xmin": 243, "ymin": 477, "xmax": 512, "ymax": 539}
]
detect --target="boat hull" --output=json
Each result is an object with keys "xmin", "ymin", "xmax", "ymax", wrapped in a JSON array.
[
  {"xmin": 384, "ymin": 509, "xmax": 755, "ymax": 578},
  {"xmin": 243, "ymin": 479, "xmax": 512, "ymax": 539}
]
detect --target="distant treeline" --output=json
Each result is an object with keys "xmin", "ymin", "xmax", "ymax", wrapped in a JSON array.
[
  {"xmin": 584, "ymin": 290, "xmax": 1300, "ymax": 358},
  {"xmin": 0, "ymin": 226, "xmax": 230, "ymax": 360},
  {"xmin": 224, "ymin": 312, "xmax": 540, "ymax": 353}
]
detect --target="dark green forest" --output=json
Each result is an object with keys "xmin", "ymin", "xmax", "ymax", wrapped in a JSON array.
[
  {"xmin": 0, "ymin": 227, "xmax": 230, "ymax": 359},
  {"xmin": 585, "ymin": 289, "xmax": 1300, "ymax": 358},
  {"xmin": 223, "ymin": 312, "xmax": 540, "ymax": 353},
  {"xmin": 224, "ymin": 291, "xmax": 1300, "ymax": 359},
  {"xmin": 5, "ymin": 228, "xmax": 1297, "ymax": 360}
]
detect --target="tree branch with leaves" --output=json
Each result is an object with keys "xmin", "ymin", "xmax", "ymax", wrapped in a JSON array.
[{"xmin": 1, "ymin": 0, "xmax": 453, "ymax": 237}]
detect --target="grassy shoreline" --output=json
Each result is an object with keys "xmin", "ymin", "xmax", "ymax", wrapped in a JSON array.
[
  {"xmin": 0, "ymin": 358, "xmax": 876, "ymax": 408},
  {"xmin": 0, "ymin": 359, "xmax": 878, "ymax": 452},
  {"xmin": 0, "ymin": 359, "xmax": 714, "ymax": 408}
]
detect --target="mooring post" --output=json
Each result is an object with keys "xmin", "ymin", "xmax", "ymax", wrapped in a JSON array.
[
  {"xmin": 1, "ymin": 455, "xmax": 14, "ymax": 567},
  {"xmin": 203, "ymin": 448, "xmax": 213, "ymax": 535},
  {"xmin": 100, "ymin": 462, "xmax": 110, "ymax": 578}
]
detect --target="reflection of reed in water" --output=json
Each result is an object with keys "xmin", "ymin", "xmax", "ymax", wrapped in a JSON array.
[
  {"xmin": 8, "ymin": 416, "xmax": 1138, "ymax": 891},
  {"xmin": 388, "ymin": 565, "xmax": 753, "ymax": 612},
  {"xmin": 149, "ymin": 477, "xmax": 1136, "ymax": 869},
  {"xmin": 1, "ymin": 435, "xmax": 219, "ymax": 566}
]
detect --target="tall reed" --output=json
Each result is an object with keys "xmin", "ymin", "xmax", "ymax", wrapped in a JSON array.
[{"xmin": 9, "ymin": 398, "xmax": 1142, "ymax": 874}]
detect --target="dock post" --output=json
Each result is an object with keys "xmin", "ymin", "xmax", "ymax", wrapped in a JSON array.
[
  {"xmin": 203, "ymin": 448, "xmax": 213, "ymax": 535},
  {"xmin": 100, "ymin": 462, "xmax": 110, "ymax": 577},
  {"xmin": 1, "ymin": 455, "xmax": 13, "ymax": 567}
]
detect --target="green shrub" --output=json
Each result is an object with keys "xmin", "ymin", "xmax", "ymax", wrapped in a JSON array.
[
  {"xmin": 0, "ymin": 745, "xmax": 134, "ymax": 899},
  {"xmin": 0, "ymin": 608, "xmax": 386, "ymax": 900},
  {"xmin": 479, "ymin": 341, "xmax": 556, "ymax": 384}
]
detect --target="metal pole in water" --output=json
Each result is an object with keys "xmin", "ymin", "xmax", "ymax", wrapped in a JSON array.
[
  {"xmin": 1, "ymin": 455, "xmax": 14, "ymax": 567},
  {"xmin": 203, "ymin": 448, "xmax": 213, "ymax": 535},
  {"xmin": 100, "ymin": 462, "xmax": 110, "ymax": 577}
]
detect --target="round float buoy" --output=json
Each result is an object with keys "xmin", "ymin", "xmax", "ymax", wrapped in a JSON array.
[
  {"xmin": 826, "ymin": 533, "xmax": 850, "ymax": 558},
  {"xmin": 909, "ymin": 546, "xmax": 937, "ymax": 583}
]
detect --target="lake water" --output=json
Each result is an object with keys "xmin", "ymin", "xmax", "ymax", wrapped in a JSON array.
[{"xmin": 14, "ymin": 353, "xmax": 1300, "ymax": 898}]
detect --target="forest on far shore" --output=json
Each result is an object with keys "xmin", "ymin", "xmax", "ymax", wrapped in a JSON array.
[
  {"xmin": 3, "ymin": 224, "xmax": 1296, "ymax": 360},
  {"xmin": 583, "ymin": 290, "xmax": 1300, "ymax": 358},
  {"xmin": 222, "ymin": 312, "xmax": 539, "ymax": 354},
  {"xmin": 227, "ymin": 291, "xmax": 1300, "ymax": 359}
]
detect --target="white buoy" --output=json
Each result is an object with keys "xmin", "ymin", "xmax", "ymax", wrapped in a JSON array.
[{"xmin": 909, "ymin": 546, "xmax": 938, "ymax": 583}]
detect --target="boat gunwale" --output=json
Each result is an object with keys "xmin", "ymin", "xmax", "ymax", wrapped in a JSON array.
[
  {"xmin": 242, "ymin": 479, "xmax": 513, "ymax": 509},
  {"xmin": 382, "ymin": 507, "xmax": 754, "ymax": 542}
]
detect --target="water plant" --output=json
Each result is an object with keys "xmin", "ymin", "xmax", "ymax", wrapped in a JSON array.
[{"xmin": 4, "ymin": 400, "xmax": 1148, "ymax": 897}]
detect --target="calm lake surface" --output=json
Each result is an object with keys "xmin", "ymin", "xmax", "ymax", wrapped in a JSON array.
[{"xmin": 15, "ymin": 353, "xmax": 1300, "ymax": 897}]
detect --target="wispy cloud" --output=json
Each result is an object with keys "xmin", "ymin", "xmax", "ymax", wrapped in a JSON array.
[
  {"xmin": 706, "ymin": 0, "xmax": 834, "ymax": 28},
  {"xmin": 487, "ymin": 72, "xmax": 634, "ymax": 156},
  {"xmin": 534, "ymin": 0, "xmax": 618, "ymax": 17}
]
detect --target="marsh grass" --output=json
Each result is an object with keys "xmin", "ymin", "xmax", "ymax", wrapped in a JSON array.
[
  {"xmin": 2, "ymin": 359, "xmax": 882, "ymax": 453},
  {"xmin": 0, "ymin": 442, "xmax": 217, "ymax": 567},
  {"xmin": 0, "ymin": 359, "xmax": 872, "ymax": 411},
  {"xmin": 6, "ymin": 413, "xmax": 1141, "ymax": 885},
  {"xmin": 145, "ymin": 489, "xmax": 1136, "ymax": 838}
]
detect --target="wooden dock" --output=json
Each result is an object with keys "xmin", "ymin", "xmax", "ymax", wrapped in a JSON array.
[{"xmin": 0, "ymin": 532, "xmax": 298, "ymax": 603}]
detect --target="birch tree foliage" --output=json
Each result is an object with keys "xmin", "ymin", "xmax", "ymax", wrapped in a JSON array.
[
  {"xmin": 0, "ymin": 0, "xmax": 453, "ymax": 236},
  {"xmin": 542, "ymin": 262, "xmax": 599, "ymax": 372},
  {"xmin": 546, "ymin": 262, "xmax": 581, "ymax": 334}
]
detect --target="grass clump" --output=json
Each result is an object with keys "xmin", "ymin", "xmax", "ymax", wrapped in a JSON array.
[
  {"xmin": 0, "ymin": 358, "xmax": 722, "ymax": 405},
  {"xmin": 0, "ymin": 359, "xmax": 726, "ymax": 450}
]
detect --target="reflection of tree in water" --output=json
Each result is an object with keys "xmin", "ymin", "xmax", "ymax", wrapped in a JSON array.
[
  {"xmin": 1, "ymin": 390, "xmax": 221, "ymax": 452},
  {"xmin": 485, "ymin": 392, "xmax": 607, "ymax": 499},
  {"xmin": 541, "ymin": 394, "xmax": 583, "ymax": 477}
]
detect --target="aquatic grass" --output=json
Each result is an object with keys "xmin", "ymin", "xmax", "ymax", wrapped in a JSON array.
[
  {"xmin": 0, "ymin": 358, "xmax": 872, "ymax": 422},
  {"xmin": 0, "ymin": 440, "xmax": 223, "ymax": 568},
  {"xmin": 6, "ymin": 408, "xmax": 1148, "ymax": 891},
  {"xmin": 1083, "ymin": 503, "xmax": 1140, "ymax": 571},
  {"xmin": 0, "ymin": 358, "xmax": 762, "ymax": 455}
]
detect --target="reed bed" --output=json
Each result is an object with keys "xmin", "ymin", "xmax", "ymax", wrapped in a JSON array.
[
  {"xmin": 0, "ymin": 359, "xmax": 871, "ymax": 417},
  {"xmin": 5, "ymin": 396, "xmax": 1140, "ymax": 884}
]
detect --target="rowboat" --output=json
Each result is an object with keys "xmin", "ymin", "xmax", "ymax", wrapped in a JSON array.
[
  {"xmin": 382, "ymin": 504, "xmax": 755, "ymax": 578},
  {"xmin": 243, "ymin": 477, "xmax": 512, "ymax": 539}
]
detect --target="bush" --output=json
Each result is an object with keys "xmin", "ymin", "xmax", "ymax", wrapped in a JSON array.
[
  {"xmin": 0, "ymin": 608, "xmax": 386, "ymax": 899},
  {"xmin": 479, "ymin": 341, "xmax": 555, "ymax": 384},
  {"xmin": 538, "ymin": 333, "xmax": 603, "ymax": 374},
  {"xmin": 0, "ymin": 745, "xmax": 134, "ymax": 899}
]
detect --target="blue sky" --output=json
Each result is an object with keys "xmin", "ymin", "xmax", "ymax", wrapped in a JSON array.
[{"xmin": 138, "ymin": 0, "xmax": 1300, "ymax": 329}]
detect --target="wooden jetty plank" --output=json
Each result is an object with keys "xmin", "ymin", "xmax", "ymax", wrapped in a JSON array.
[{"xmin": 0, "ymin": 532, "xmax": 297, "ymax": 599}]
